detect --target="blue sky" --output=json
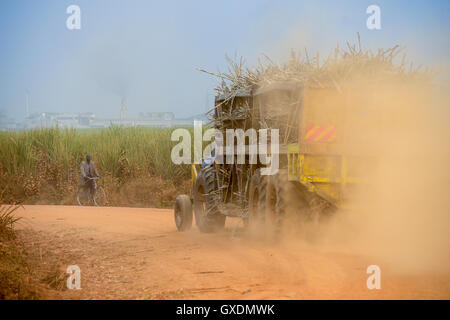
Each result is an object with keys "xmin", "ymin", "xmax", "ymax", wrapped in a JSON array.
[{"xmin": 0, "ymin": 0, "xmax": 449, "ymax": 119}]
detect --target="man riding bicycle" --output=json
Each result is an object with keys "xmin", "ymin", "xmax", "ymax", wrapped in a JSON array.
[{"xmin": 80, "ymin": 154, "xmax": 101, "ymax": 197}]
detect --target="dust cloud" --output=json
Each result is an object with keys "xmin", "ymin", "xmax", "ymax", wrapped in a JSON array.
[{"xmin": 300, "ymin": 78, "xmax": 450, "ymax": 275}]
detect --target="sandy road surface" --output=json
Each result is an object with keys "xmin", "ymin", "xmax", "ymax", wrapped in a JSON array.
[{"xmin": 15, "ymin": 205, "xmax": 450, "ymax": 299}]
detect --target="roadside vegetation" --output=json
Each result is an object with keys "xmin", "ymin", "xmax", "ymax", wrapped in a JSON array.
[
  {"xmin": 0, "ymin": 126, "xmax": 192, "ymax": 207},
  {"xmin": 0, "ymin": 199, "xmax": 71, "ymax": 299},
  {"xmin": 0, "ymin": 202, "xmax": 40, "ymax": 299}
]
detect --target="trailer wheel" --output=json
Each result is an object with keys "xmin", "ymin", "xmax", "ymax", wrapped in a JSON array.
[
  {"xmin": 193, "ymin": 166, "xmax": 226, "ymax": 233},
  {"xmin": 174, "ymin": 194, "xmax": 193, "ymax": 231},
  {"xmin": 246, "ymin": 169, "xmax": 267, "ymax": 230},
  {"xmin": 264, "ymin": 169, "xmax": 312, "ymax": 238},
  {"xmin": 265, "ymin": 170, "xmax": 288, "ymax": 238}
]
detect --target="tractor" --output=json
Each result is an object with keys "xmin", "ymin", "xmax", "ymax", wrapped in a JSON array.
[{"xmin": 173, "ymin": 80, "xmax": 370, "ymax": 234}]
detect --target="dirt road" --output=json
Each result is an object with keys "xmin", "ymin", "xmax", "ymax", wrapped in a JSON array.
[{"xmin": 15, "ymin": 205, "xmax": 450, "ymax": 299}]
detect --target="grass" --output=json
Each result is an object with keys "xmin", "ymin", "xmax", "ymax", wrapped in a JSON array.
[
  {"xmin": 0, "ymin": 126, "xmax": 193, "ymax": 207},
  {"xmin": 0, "ymin": 203, "xmax": 21, "ymax": 240},
  {"xmin": 0, "ymin": 197, "xmax": 41, "ymax": 299},
  {"xmin": 0, "ymin": 197, "xmax": 67, "ymax": 299}
]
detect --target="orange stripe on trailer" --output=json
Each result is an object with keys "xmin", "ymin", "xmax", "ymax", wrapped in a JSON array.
[
  {"xmin": 305, "ymin": 125, "xmax": 336, "ymax": 142},
  {"xmin": 314, "ymin": 127, "xmax": 333, "ymax": 142},
  {"xmin": 306, "ymin": 126, "xmax": 327, "ymax": 141},
  {"xmin": 326, "ymin": 131, "xmax": 336, "ymax": 141},
  {"xmin": 305, "ymin": 125, "xmax": 320, "ymax": 140},
  {"xmin": 320, "ymin": 127, "xmax": 336, "ymax": 142}
]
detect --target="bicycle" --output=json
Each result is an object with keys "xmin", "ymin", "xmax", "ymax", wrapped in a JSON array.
[{"xmin": 76, "ymin": 176, "xmax": 107, "ymax": 206}]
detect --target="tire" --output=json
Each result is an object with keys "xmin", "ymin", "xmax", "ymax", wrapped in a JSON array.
[
  {"xmin": 193, "ymin": 166, "xmax": 225, "ymax": 233},
  {"xmin": 263, "ymin": 169, "xmax": 310, "ymax": 239},
  {"xmin": 174, "ymin": 194, "xmax": 193, "ymax": 231},
  {"xmin": 265, "ymin": 170, "xmax": 287, "ymax": 234},
  {"xmin": 246, "ymin": 169, "xmax": 267, "ymax": 230},
  {"xmin": 93, "ymin": 186, "xmax": 107, "ymax": 206},
  {"xmin": 77, "ymin": 186, "xmax": 90, "ymax": 206}
]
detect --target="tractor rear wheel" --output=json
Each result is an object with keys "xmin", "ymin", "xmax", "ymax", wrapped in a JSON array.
[{"xmin": 193, "ymin": 166, "xmax": 226, "ymax": 233}]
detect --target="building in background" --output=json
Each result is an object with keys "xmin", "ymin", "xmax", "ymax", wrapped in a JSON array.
[{"xmin": 0, "ymin": 111, "xmax": 206, "ymax": 131}]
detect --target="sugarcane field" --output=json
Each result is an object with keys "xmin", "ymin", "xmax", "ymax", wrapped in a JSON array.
[{"xmin": 0, "ymin": 0, "xmax": 449, "ymax": 313}]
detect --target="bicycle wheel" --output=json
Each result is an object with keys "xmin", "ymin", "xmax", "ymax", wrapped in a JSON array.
[
  {"xmin": 77, "ymin": 186, "xmax": 90, "ymax": 206},
  {"xmin": 93, "ymin": 186, "xmax": 107, "ymax": 206}
]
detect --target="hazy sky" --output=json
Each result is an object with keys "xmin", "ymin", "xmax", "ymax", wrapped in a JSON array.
[{"xmin": 0, "ymin": 0, "xmax": 448, "ymax": 120}]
